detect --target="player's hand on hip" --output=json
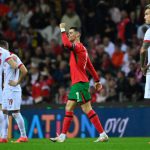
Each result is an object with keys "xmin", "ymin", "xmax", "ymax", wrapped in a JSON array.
[
  {"xmin": 95, "ymin": 82, "xmax": 103, "ymax": 92},
  {"xmin": 141, "ymin": 67, "xmax": 147, "ymax": 76},
  {"xmin": 141, "ymin": 64, "xmax": 150, "ymax": 76},
  {"xmin": 9, "ymin": 80, "xmax": 18, "ymax": 86},
  {"xmin": 59, "ymin": 23, "xmax": 66, "ymax": 29}
]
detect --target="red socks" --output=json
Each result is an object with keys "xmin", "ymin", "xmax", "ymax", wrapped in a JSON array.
[
  {"xmin": 62, "ymin": 111, "xmax": 73, "ymax": 134},
  {"xmin": 87, "ymin": 110, "xmax": 104, "ymax": 133},
  {"xmin": 61, "ymin": 110, "xmax": 104, "ymax": 134}
]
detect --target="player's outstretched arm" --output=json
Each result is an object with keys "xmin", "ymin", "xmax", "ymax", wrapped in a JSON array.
[
  {"xmin": 7, "ymin": 58, "xmax": 18, "ymax": 69},
  {"xmin": 59, "ymin": 23, "xmax": 72, "ymax": 48},
  {"xmin": 9, "ymin": 64, "xmax": 28, "ymax": 86}
]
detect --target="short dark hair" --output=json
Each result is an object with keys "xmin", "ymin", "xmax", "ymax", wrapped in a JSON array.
[
  {"xmin": 0, "ymin": 40, "xmax": 8, "ymax": 48},
  {"xmin": 69, "ymin": 27, "xmax": 79, "ymax": 32},
  {"xmin": 145, "ymin": 4, "xmax": 150, "ymax": 10}
]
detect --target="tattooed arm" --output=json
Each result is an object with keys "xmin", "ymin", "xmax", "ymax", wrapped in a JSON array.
[{"xmin": 140, "ymin": 42, "xmax": 150, "ymax": 75}]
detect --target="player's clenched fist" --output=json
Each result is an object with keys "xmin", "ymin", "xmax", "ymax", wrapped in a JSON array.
[
  {"xmin": 59, "ymin": 23, "xmax": 66, "ymax": 29},
  {"xmin": 95, "ymin": 82, "xmax": 103, "ymax": 92},
  {"xmin": 141, "ymin": 64, "xmax": 150, "ymax": 76}
]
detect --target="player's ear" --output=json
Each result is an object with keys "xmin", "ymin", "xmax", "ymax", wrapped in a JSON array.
[{"xmin": 76, "ymin": 32, "xmax": 80, "ymax": 38}]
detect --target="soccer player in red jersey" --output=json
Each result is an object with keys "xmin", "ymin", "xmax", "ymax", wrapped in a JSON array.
[{"xmin": 50, "ymin": 23, "xmax": 108, "ymax": 142}]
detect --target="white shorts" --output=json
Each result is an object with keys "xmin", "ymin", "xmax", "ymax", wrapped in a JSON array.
[
  {"xmin": 2, "ymin": 90, "xmax": 22, "ymax": 111},
  {"xmin": 144, "ymin": 74, "xmax": 150, "ymax": 99}
]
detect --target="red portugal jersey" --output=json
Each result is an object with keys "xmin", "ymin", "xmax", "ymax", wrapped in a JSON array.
[{"xmin": 61, "ymin": 32, "xmax": 99, "ymax": 85}]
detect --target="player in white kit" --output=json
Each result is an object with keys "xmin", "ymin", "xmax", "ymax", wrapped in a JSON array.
[
  {"xmin": 0, "ymin": 40, "xmax": 18, "ymax": 141},
  {"xmin": 140, "ymin": 4, "xmax": 150, "ymax": 144},
  {"xmin": 140, "ymin": 4, "xmax": 150, "ymax": 99},
  {"xmin": 0, "ymin": 40, "xmax": 28, "ymax": 143}
]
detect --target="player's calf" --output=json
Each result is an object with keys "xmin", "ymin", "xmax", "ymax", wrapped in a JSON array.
[
  {"xmin": 0, "ymin": 110, "xmax": 4, "ymax": 138},
  {"xmin": 12, "ymin": 112, "xmax": 27, "ymax": 138}
]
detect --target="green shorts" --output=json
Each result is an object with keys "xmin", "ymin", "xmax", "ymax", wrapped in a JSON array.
[{"xmin": 68, "ymin": 82, "xmax": 91, "ymax": 103}]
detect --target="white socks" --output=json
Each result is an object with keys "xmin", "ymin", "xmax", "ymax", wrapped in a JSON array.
[
  {"xmin": 0, "ymin": 110, "xmax": 4, "ymax": 138},
  {"xmin": 12, "ymin": 113, "xmax": 26, "ymax": 137},
  {"xmin": 100, "ymin": 131, "xmax": 107, "ymax": 137},
  {"xmin": 2, "ymin": 114, "xmax": 8, "ymax": 139}
]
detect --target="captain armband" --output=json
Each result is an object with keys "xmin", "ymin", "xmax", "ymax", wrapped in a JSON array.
[{"xmin": 60, "ymin": 28, "xmax": 65, "ymax": 32}]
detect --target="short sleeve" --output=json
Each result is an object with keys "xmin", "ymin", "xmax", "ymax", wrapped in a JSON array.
[
  {"xmin": 16, "ymin": 56, "xmax": 23, "ymax": 68},
  {"xmin": 4, "ymin": 50, "xmax": 11, "ymax": 62},
  {"xmin": 11, "ymin": 54, "xmax": 23, "ymax": 68},
  {"xmin": 144, "ymin": 28, "xmax": 150, "ymax": 42}
]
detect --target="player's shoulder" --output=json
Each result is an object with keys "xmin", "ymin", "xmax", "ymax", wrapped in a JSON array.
[
  {"xmin": 75, "ymin": 42, "xmax": 86, "ymax": 50},
  {"xmin": 76, "ymin": 42, "xmax": 84, "ymax": 46},
  {"xmin": 10, "ymin": 53, "xmax": 20, "ymax": 61},
  {"xmin": 0, "ymin": 47, "xmax": 4, "ymax": 52},
  {"xmin": 0, "ymin": 47, "xmax": 8, "ymax": 53}
]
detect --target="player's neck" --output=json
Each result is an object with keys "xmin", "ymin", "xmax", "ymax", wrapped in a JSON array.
[{"xmin": 73, "ymin": 39, "xmax": 80, "ymax": 44}]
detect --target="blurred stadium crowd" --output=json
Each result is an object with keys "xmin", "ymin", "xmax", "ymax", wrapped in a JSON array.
[{"xmin": 0, "ymin": 0, "xmax": 148, "ymax": 104}]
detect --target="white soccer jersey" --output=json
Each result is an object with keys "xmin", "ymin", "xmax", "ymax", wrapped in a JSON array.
[
  {"xmin": 144, "ymin": 28, "xmax": 150, "ymax": 99},
  {"xmin": 0, "ymin": 47, "xmax": 11, "ymax": 104},
  {"xmin": 3, "ymin": 53, "xmax": 23, "ymax": 92},
  {"xmin": 144, "ymin": 28, "xmax": 150, "ymax": 66}
]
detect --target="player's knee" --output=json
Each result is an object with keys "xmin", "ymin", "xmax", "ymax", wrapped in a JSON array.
[
  {"xmin": 81, "ymin": 107, "xmax": 88, "ymax": 114},
  {"xmin": 12, "ymin": 113, "xmax": 16, "ymax": 118},
  {"xmin": 65, "ymin": 103, "xmax": 74, "ymax": 111},
  {"xmin": 81, "ymin": 101, "xmax": 92, "ymax": 114},
  {"xmin": 65, "ymin": 100, "xmax": 76, "ymax": 111},
  {"xmin": 0, "ymin": 111, "xmax": 4, "ymax": 121},
  {"xmin": 65, "ymin": 105, "xmax": 72, "ymax": 111},
  {"xmin": 12, "ymin": 110, "xmax": 20, "ymax": 118},
  {"xmin": 12, "ymin": 112, "xmax": 19, "ymax": 118},
  {"xmin": 2, "ymin": 110, "xmax": 8, "ymax": 115},
  {"xmin": 81, "ymin": 106, "xmax": 92, "ymax": 114}
]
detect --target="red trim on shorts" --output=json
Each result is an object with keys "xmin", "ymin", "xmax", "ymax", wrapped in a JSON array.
[
  {"xmin": 18, "ymin": 64, "xmax": 23, "ymax": 68},
  {"xmin": 144, "ymin": 40, "xmax": 150, "ymax": 43},
  {"xmin": 80, "ymin": 99, "xmax": 91, "ymax": 105},
  {"xmin": 81, "ymin": 93, "xmax": 86, "ymax": 104},
  {"xmin": 5, "ymin": 57, "xmax": 11, "ymax": 62}
]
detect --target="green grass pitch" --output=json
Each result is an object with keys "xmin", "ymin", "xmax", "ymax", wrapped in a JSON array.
[{"xmin": 0, "ymin": 138, "xmax": 150, "ymax": 150}]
